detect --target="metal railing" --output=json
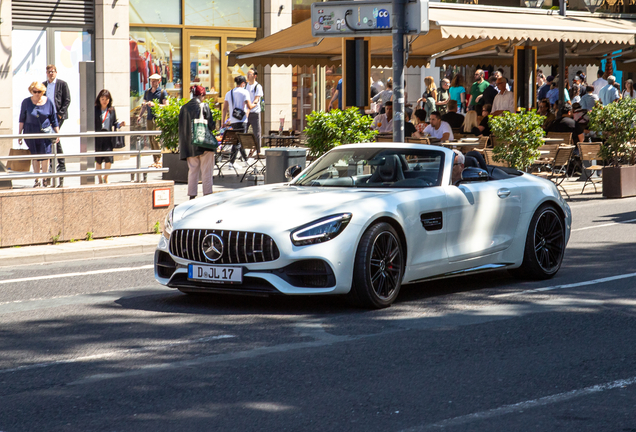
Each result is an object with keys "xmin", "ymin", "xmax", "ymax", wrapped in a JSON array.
[{"xmin": 0, "ymin": 130, "xmax": 167, "ymax": 185}]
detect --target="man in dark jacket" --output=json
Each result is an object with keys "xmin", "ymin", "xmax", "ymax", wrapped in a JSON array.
[
  {"xmin": 179, "ymin": 85, "xmax": 216, "ymax": 199},
  {"xmin": 44, "ymin": 64, "xmax": 71, "ymax": 186}
]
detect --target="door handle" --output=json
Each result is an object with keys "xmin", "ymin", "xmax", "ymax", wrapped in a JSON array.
[{"xmin": 497, "ymin": 188, "xmax": 511, "ymax": 198}]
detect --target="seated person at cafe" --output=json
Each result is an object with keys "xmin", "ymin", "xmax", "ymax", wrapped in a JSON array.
[
  {"xmin": 371, "ymin": 101, "xmax": 393, "ymax": 133},
  {"xmin": 538, "ymin": 98, "xmax": 556, "ymax": 131},
  {"xmin": 548, "ymin": 103, "xmax": 585, "ymax": 145},
  {"xmin": 441, "ymin": 100, "xmax": 465, "ymax": 129},
  {"xmin": 491, "ymin": 77, "xmax": 514, "ymax": 115},
  {"xmin": 404, "ymin": 107, "xmax": 417, "ymax": 138},
  {"xmin": 413, "ymin": 109, "xmax": 428, "ymax": 136},
  {"xmin": 472, "ymin": 104, "xmax": 492, "ymax": 136},
  {"xmin": 452, "ymin": 149, "xmax": 465, "ymax": 185},
  {"xmin": 423, "ymin": 111, "xmax": 454, "ymax": 142},
  {"xmin": 462, "ymin": 110, "xmax": 479, "ymax": 135}
]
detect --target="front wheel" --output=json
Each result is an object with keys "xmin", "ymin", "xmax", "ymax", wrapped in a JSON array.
[
  {"xmin": 348, "ymin": 222, "xmax": 405, "ymax": 309},
  {"xmin": 511, "ymin": 204, "xmax": 565, "ymax": 280}
]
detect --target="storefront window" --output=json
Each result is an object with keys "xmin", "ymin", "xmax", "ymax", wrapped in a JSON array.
[
  {"xmin": 130, "ymin": 0, "xmax": 181, "ymax": 25},
  {"xmin": 130, "ymin": 28, "xmax": 182, "ymax": 104},
  {"xmin": 185, "ymin": 0, "xmax": 260, "ymax": 28},
  {"xmin": 225, "ymin": 38, "xmax": 254, "ymax": 92},
  {"xmin": 189, "ymin": 36, "xmax": 221, "ymax": 96}
]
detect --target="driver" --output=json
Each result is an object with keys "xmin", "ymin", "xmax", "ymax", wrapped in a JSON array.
[{"xmin": 452, "ymin": 149, "xmax": 465, "ymax": 184}]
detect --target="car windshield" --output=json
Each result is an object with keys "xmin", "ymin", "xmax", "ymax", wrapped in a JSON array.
[{"xmin": 293, "ymin": 147, "xmax": 445, "ymax": 188}]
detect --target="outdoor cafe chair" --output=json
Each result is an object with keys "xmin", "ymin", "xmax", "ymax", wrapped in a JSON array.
[
  {"xmin": 216, "ymin": 129, "xmax": 240, "ymax": 177},
  {"xmin": 531, "ymin": 144, "xmax": 559, "ymax": 173},
  {"xmin": 483, "ymin": 148, "xmax": 510, "ymax": 168},
  {"xmin": 546, "ymin": 132, "xmax": 573, "ymax": 147},
  {"xmin": 237, "ymin": 133, "xmax": 266, "ymax": 182},
  {"xmin": 535, "ymin": 145, "xmax": 575, "ymax": 198},
  {"xmin": 405, "ymin": 137, "xmax": 430, "ymax": 144},
  {"xmin": 376, "ymin": 133, "xmax": 393, "ymax": 143},
  {"xmin": 579, "ymin": 143, "xmax": 605, "ymax": 194}
]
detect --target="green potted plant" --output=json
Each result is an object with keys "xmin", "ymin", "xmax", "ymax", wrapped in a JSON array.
[
  {"xmin": 304, "ymin": 107, "xmax": 378, "ymax": 157},
  {"xmin": 489, "ymin": 109, "xmax": 545, "ymax": 170},
  {"xmin": 152, "ymin": 97, "xmax": 221, "ymax": 183},
  {"xmin": 588, "ymin": 98, "xmax": 636, "ymax": 198}
]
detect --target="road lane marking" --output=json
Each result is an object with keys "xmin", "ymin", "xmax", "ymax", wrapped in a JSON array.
[
  {"xmin": 572, "ymin": 217, "xmax": 636, "ymax": 232},
  {"xmin": 400, "ymin": 375, "xmax": 636, "ymax": 431},
  {"xmin": 492, "ymin": 272, "xmax": 636, "ymax": 298},
  {"xmin": 0, "ymin": 265, "xmax": 154, "ymax": 285},
  {"xmin": 0, "ymin": 334, "xmax": 235, "ymax": 375}
]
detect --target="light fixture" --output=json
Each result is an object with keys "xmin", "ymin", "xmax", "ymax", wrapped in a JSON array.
[
  {"xmin": 583, "ymin": 0, "xmax": 604, "ymax": 13},
  {"xmin": 524, "ymin": 0, "xmax": 545, "ymax": 8}
]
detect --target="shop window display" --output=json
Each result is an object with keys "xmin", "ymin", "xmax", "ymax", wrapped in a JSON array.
[
  {"xmin": 190, "ymin": 37, "xmax": 221, "ymax": 96},
  {"xmin": 130, "ymin": 28, "xmax": 182, "ymax": 105}
]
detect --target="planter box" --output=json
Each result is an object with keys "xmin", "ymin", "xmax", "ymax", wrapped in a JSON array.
[
  {"xmin": 162, "ymin": 152, "xmax": 189, "ymax": 184},
  {"xmin": 603, "ymin": 165, "xmax": 636, "ymax": 198}
]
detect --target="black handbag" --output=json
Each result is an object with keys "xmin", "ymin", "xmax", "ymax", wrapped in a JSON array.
[
  {"xmin": 231, "ymin": 88, "xmax": 246, "ymax": 121},
  {"xmin": 113, "ymin": 135, "xmax": 125, "ymax": 149}
]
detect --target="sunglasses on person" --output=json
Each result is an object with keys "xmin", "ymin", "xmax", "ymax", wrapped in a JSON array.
[{"xmin": 32, "ymin": 90, "xmax": 43, "ymax": 94}]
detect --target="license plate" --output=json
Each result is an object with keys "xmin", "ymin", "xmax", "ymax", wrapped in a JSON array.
[{"xmin": 188, "ymin": 264, "xmax": 242, "ymax": 284}]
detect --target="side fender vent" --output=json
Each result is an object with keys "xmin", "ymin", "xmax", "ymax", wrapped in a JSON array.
[{"xmin": 421, "ymin": 211, "xmax": 443, "ymax": 231}]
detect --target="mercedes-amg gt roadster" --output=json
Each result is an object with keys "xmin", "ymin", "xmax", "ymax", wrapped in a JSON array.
[{"xmin": 155, "ymin": 143, "xmax": 571, "ymax": 308}]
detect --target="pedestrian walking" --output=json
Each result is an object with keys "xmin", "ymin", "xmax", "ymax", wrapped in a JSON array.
[
  {"xmin": 179, "ymin": 85, "xmax": 216, "ymax": 199},
  {"xmin": 246, "ymin": 68, "xmax": 263, "ymax": 156},
  {"xmin": 94, "ymin": 89, "xmax": 125, "ymax": 184},
  {"xmin": 18, "ymin": 82, "xmax": 59, "ymax": 187},
  {"xmin": 222, "ymin": 75, "xmax": 255, "ymax": 168},
  {"xmin": 43, "ymin": 64, "xmax": 71, "ymax": 186},
  {"xmin": 138, "ymin": 73, "xmax": 168, "ymax": 168}
]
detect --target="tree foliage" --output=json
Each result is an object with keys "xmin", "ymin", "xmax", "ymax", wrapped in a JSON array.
[
  {"xmin": 588, "ymin": 98, "xmax": 636, "ymax": 167},
  {"xmin": 489, "ymin": 109, "xmax": 545, "ymax": 170},
  {"xmin": 303, "ymin": 108, "xmax": 378, "ymax": 157},
  {"xmin": 152, "ymin": 98, "xmax": 221, "ymax": 153}
]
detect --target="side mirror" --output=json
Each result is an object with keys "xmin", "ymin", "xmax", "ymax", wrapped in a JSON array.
[
  {"xmin": 460, "ymin": 167, "xmax": 489, "ymax": 183},
  {"xmin": 285, "ymin": 164, "xmax": 303, "ymax": 180}
]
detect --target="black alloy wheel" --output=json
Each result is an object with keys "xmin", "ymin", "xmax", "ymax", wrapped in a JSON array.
[
  {"xmin": 348, "ymin": 222, "xmax": 405, "ymax": 308},
  {"xmin": 512, "ymin": 204, "xmax": 565, "ymax": 280}
]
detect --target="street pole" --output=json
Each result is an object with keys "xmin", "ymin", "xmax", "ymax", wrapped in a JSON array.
[
  {"xmin": 392, "ymin": 0, "xmax": 406, "ymax": 142},
  {"xmin": 558, "ymin": 0, "xmax": 566, "ymax": 110}
]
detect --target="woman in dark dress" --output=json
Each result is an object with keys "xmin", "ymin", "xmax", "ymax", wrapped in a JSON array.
[
  {"xmin": 94, "ymin": 89, "xmax": 125, "ymax": 184},
  {"xmin": 18, "ymin": 81, "xmax": 59, "ymax": 187}
]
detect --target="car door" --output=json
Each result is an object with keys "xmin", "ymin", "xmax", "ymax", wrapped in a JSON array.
[{"xmin": 444, "ymin": 179, "xmax": 522, "ymax": 264}]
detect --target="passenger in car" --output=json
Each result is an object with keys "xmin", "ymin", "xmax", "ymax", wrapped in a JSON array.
[{"xmin": 451, "ymin": 149, "xmax": 465, "ymax": 185}]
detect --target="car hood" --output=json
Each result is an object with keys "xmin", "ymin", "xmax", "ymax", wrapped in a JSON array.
[{"xmin": 175, "ymin": 185, "xmax": 391, "ymax": 231}]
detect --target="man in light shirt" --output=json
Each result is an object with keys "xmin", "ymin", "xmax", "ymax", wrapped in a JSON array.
[
  {"xmin": 599, "ymin": 75, "xmax": 620, "ymax": 105},
  {"xmin": 371, "ymin": 101, "xmax": 393, "ymax": 133},
  {"xmin": 423, "ymin": 111, "xmax": 454, "ymax": 142},
  {"xmin": 491, "ymin": 77, "xmax": 515, "ymax": 115},
  {"xmin": 592, "ymin": 70, "xmax": 608, "ymax": 95}
]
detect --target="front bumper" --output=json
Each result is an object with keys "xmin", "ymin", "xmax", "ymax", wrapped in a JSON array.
[{"xmin": 154, "ymin": 225, "xmax": 359, "ymax": 295}]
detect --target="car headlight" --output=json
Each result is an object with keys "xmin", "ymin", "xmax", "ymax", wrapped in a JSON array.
[
  {"xmin": 291, "ymin": 213, "xmax": 352, "ymax": 246},
  {"xmin": 163, "ymin": 209, "xmax": 174, "ymax": 239}
]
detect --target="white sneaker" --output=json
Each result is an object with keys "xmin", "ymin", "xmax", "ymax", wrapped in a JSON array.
[{"xmin": 227, "ymin": 163, "xmax": 234, "ymax": 169}]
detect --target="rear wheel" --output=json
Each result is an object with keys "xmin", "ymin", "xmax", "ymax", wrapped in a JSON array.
[
  {"xmin": 512, "ymin": 204, "xmax": 565, "ymax": 280},
  {"xmin": 348, "ymin": 222, "xmax": 404, "ymax": 309}
]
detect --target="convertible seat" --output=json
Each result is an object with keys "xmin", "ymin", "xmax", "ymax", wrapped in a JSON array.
[{"xmin": 368, "ymin": 155, "xmax": 405, "ymax": 183}]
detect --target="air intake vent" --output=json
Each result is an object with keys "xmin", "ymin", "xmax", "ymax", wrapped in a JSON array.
[
  {"xmin": 12, "ymin": 0, "xmax": 95, "ymax": 27},
  {"xmin": 170, "ymin": 229, "xmax": 280, "ymax": 264}
]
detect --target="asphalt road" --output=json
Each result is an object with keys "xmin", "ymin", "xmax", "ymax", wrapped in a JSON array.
[{"xmin": 1, "ymin": 195, "xmax": 635, "ymax": 432}]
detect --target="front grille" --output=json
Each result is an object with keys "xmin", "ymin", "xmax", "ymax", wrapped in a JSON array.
[{"xmin": 169, "ymin": 229, "xmax": 280, "ymax": 264}]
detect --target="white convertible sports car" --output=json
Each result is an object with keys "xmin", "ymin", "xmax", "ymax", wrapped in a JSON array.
[{"xmin": 155, "ymin": 143, "xmax": 571, "ymax": 308}]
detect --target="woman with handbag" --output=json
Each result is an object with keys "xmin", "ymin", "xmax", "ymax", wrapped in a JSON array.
[
  {"xmin": 94, "ymin": 89, "xmax": 125, "ymax": 184},
  {"xmin": 18, "ymin": 82, "xmax": 60, "ymax": 187},
  {"xmin": 179, "ymin": 85, "xmax": 217, "ymax": 199}
]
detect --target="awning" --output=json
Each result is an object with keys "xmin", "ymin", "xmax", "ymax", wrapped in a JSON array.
[{"xmin": 228, "ymin": 4, "xmax": 636, "ymax": 68}]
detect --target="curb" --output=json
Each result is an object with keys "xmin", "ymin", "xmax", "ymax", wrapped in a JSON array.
[{"xmin": 0, "ymin": 235, "xmax": 161, "ymax": 267}]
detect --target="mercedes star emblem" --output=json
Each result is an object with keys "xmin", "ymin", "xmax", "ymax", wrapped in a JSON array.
[{"xmin": 201, "ymin": 233, "xmax": 224, "ymax": 262}]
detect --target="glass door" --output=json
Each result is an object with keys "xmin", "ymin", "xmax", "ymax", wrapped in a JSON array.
[{"xmin": 188, "ymin": 36, "xmax": 221, "ymax": 97}]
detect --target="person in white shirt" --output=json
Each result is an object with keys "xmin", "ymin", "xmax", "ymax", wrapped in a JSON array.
[
  {"xmin": 423, "ymin": 112, "xmax": 454, "ymax": 142},
  {"xmin": 371, "ymin": 101, "xmax": 393, "ymax": 133},
  {"xmin": 246, "ymin": 68, "xmax": 264, "ymax": 156},
  {"xmin": 493, "ymin": 70, "xmax": 511, "ymax": 93},
  {"xmin": 222, "ymin": 75, "xmax": 256, "ymax": 167},
  {"xmin": 491, "ymin": 77, "xmax": 515, "ymax": 115},
  {"xmin": 592, "ymin": 70, "xmax": 608, "ymax": 96}
]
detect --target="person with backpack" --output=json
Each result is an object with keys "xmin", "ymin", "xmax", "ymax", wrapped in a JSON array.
[
  {"xmin": 222, "ymin": 75, "xmax": 256, "ymax": 168},
  {"xmin": 246, "ymin": 68, "xmax": 264, "ymax": 156}
]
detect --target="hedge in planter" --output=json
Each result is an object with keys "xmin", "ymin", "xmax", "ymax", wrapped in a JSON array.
[
  {"xmin": 588, "ymin": 97, "xmax": 636, "ymax": 198},
  {"xmin": 489, "ymin": 109, "xmax": 545, "ymax": 170},
  {"xmin": 304, "ymin": 108, "xmax": 378, "ymax": 157}
]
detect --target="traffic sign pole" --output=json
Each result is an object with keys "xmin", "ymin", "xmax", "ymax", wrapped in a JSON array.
[{"xmin": 392, "ymin": 0, "xmax": 406, "ymax": 143}]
